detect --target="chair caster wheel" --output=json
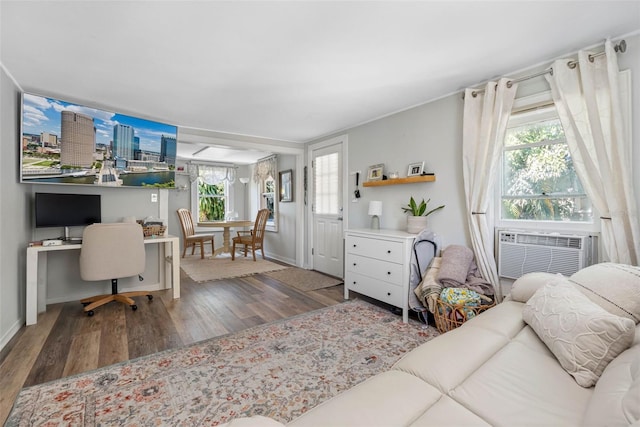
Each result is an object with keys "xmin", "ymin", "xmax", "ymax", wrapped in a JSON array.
[
  {"xmin": 147, "ymin": 295, "xmax": 153, "ymax": 301},
  {"xmin": 131, "ymin": 304, "xmax": 138, "ymax": 311},
  {"xmin": 87, "ymin": 310, "xmax": 94, "ymax": 317},
  {"xmin": 82, "ymin": 302, "xmax": 90, "ymax": 307}
]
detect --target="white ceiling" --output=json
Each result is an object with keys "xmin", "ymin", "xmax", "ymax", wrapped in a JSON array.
[{"xmin": 2, "ymin": 1, "xmax": 640, "ymax": 152}]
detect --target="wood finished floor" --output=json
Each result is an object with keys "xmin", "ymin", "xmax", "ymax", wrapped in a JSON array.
[{"xmin": 0, "ymin": 263, "xmax": 346, "ymax": 425}]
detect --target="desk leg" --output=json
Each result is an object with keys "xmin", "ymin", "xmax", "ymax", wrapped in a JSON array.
[
  {"xmin": 171, "ymin": 238, "xmax": 180, "ymax": 298},
  {"xmin": 26, "ymin": 249, "xmax": 39, "ymax": 326}
]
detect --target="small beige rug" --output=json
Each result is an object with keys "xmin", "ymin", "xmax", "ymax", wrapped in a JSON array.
[
  {"xmin": 265, "ymin": 267, "xmax": 343, "ymax": 291},
  {"xmin": 180, "ymin": 255, "xmax": 287, "ymax": 282}
]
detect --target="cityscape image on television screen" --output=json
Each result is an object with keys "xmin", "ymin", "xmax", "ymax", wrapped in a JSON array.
[{"xmin": 21, "ymin": 93, "xmax": 177, "ymax": 188}]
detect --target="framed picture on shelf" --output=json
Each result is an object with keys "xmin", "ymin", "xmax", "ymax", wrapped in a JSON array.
[
  {"xmin": 279, "ymin": 169, "xmax": 293, "ymax": 202},
  {"xmin": 367, "ymin": 164, "xmax": 384, "ymax": 181},
  {"xmin": 407, "ymin": 161, "xmax": 425, "ymax": 177}
]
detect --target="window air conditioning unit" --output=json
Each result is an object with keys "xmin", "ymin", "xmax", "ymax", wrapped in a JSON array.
[{"xmin": 497, "ymin": 230, "xmax": 597, "ymax": 280}]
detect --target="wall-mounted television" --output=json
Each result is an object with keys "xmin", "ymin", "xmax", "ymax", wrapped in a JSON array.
[
  {"xmin": 21, "ymin": 92, "xmax": 177, "ymax": 188},
  {"xmin": 35, "ymin": 192, "xmax": 101, "ymax": 240}
]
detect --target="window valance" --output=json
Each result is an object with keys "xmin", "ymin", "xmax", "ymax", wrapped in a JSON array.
[
  {"xmin": 253, "ymin": 156, "xmax": 277, "ymax": 182},
  {"xmin": 188, "ymin": 163, "xmax": 236, "ymax": 184}
]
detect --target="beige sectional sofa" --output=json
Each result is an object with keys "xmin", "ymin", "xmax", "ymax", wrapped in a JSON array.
[{"xmin": 226, "ymin": 263, "xmax": 640, "ymax": 426}]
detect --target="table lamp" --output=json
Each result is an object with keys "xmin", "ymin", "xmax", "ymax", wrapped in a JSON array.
[{"xmin": 368, "ymin": 201, "xmax": 382, "ymax": 230}]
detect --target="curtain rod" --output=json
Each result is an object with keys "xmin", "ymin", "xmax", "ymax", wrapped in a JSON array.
[
  {"xmin": 256, "ymin": 154, "xmax": 277, "ymax": 162},
  {"xmin": 467, "ymin": 40, "xmax": 627, "ymax": 98},
  {"xmin": 188, "ymin": 160, "xmax": 238, "ymax": 168}
]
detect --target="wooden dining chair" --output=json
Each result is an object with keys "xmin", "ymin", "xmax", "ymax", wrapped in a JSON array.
[
  {"xmin": 176, "ymin": 208, "xmax": 215, "ymax": 259},
  {"xmin": 231, "ymin": 209, "xmax": 270, "ymax": 261}
]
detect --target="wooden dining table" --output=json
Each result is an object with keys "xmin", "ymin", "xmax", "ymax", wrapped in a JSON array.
[{"xmin": 197, "ymin": 220, "xmax": 253, "ymax": 256}]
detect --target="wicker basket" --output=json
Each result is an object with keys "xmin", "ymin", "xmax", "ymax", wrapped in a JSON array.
[
  {"xmin": 433, "ymin": 298, "xmax": 495, "ymax": 333},
  {"xmin": 137, "ymin": 220, "xmax": 166, "ymax": 237}
]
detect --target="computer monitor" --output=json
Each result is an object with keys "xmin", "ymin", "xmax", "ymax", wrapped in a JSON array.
[{"xmin": 35, "ymin": 192, "xmax": 101, "ymax": 240}]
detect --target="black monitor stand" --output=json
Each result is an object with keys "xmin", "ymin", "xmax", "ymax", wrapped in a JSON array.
[{"xmin": 61, "ymin": 226, "xmax": 82, "ymax": 242}]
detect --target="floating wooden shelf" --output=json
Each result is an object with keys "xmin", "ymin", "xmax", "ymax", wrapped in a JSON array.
[{"xmin": 362, "ymin": 175, "xmax": 436, "ymax": 187}]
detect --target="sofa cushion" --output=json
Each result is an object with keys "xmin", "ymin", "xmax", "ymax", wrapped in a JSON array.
[
  {"xmin": 523, "ymin": 278, "xmax": 635, "ymax": 387},
  {"xmin": 410, "ymin": 395, "xmax": 490, "ymax": 426},
  {"xmin": 393, "ymin": 302, "xmax": 526, "ymax": 394},
  {"xmin": 288, "ymin": 370, "xmax": 443, "ymax": 427},
  {"xmin": 509, "ymin": 272, "xmax": 559, "ymax": 303},
  {"xmin": 453, "ymin": 336, "xmax": 593, "ymax": 426},
  {"xmin": 581, "ymin": 336, "xmax": 640, "ymax": 426},
  {"xmin": 570, "ymin": 263, "xmax": 640, "ymax": 323}
]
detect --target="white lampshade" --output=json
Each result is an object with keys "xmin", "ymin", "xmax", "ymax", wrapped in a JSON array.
[
  {"xmin": 239, "ymin": 177, "xmax": 250, "ymax": 185},
  {"xmin": 368, "ymin": 201, "xmax": 383, "ymax": 216}
]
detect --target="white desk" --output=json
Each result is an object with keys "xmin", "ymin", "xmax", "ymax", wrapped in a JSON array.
[{"xmin": 26, "ymin": 234, "xmax": 180, "ymax": 325}]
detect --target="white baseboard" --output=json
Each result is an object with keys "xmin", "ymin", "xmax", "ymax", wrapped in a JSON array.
[
  {"xmin": 264, "ymin": 252, "xmax": 296, "ymax": 267},
  {"xmin": 0, "ymin": 318, "xmax": 23, "ymax": 352}
]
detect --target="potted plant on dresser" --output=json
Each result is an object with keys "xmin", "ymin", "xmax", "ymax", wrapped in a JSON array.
[{"xmin": 402, "ymin": 196, "xmax": 445, "ymax": 233}]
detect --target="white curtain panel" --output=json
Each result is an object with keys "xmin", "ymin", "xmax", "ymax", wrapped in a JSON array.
[
  {"xmin": 546, "ymin": 40, "xmax": 640, "ymax": 265},
  {"xmin": 462, "ymin": 78, "xmax": 518, "ymax": 301}
]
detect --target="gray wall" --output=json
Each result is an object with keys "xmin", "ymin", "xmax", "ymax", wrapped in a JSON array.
[
  {"xmin": 341, "ymin": 94, "xmax": 467, "ymax": 250},
  {"xmin": 265, "ymin": 154, "xmax": 297, "ymax": 264},
  {"xmin": 245, "ymin": 154, "xmax": 298, "ymax": 265},
  {"xmin": 0, "ymin": 67, "xmax": 30, "ymax": 349}
]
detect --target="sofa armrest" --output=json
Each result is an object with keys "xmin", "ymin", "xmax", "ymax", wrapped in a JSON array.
[{"xmin": 509, "ymin": 272, "xmax": 559, "ymax": 303}]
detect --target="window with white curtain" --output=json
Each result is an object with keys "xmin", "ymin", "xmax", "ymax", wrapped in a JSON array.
[
  {"xmin": 190, "ymin": 164, "xmax": 234, "ymax": 222},
  {"xmin": 501, "ymin": 105, "xmax": 592, "ymax": 222},
  {"xmin": 314, "ymin": 152, "xmax": 339, "ymax": 215},
  {"xmin": 260, "ymin": 175, "xmax": 277, "ymax": 231},
  {"xmin": 253, "ymin": 156, "xmax": 278, "ymax": 232}
]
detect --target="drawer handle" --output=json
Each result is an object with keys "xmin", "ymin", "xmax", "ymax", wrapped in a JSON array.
[
  {"xmin": 387, "ymin": 292, "xmax": 391, "ymax": 296},
  {"xmin": 352, "ymin": 281, "xmax": 357, "ymax": 285},
  {"xmin": 387, "ymin": 271, "xmax": 391, "ymax": 275},
  {"xmin": 353, "ymin": 244, "xmax": 357, "ymax": 247},
  {"xmin": 387, "ymin": 250, "xmax": 391, "ymax": 254}
]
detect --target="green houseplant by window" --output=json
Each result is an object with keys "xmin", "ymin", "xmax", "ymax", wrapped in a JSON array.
[{"xmin": 402, "ymin": 197, "xmax": 444, "ymax": 233}]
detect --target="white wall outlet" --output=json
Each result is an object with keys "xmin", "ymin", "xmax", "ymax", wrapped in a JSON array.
[{"xmin": 151, "ymin": 193, "xmax": 158, "ymax": 203}]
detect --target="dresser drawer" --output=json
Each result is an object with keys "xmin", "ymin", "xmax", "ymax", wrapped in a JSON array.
[
  {"xmin": 345, "ymin": 253, "xmax": 403, "ymax": 285},
  {"xmin": 345, "ymin": 272, "xmax": 403, "ymax": 308},
  {"xmin": 345, "ymin": 235, "xmax": 404, "ymax": 264}
]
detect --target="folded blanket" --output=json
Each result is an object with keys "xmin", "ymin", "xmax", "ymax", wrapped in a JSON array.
[
  {"xmin": 437, "ymin": 245, "xmax": 473, "ymax": 287},
  {"xmin": 466, "ymin": 260, "xmax": 495, "ymax": 296},
  {"xmin": 414, "ymin": 257, "xmax": 442, "ymax": 313},
  {"xmin": 437, "ymin": 245, "xmax": 494, "ymax": 296}
]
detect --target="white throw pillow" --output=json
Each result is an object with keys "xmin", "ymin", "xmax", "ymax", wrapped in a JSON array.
[
  {"xmin": 570, "ymin": 263, "xmax": 640, "ymax": 324},
  {"xmin": 509, "ymin": 272, "xmax": 559, "ymax": 303},
  {"xmin": 523, "ymin": 277, "xmax": 635, "ymax": 388}
]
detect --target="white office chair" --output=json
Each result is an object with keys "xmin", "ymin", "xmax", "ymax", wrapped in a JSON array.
[{"xmin": 79, "ymin": 222, "xmax": 152, "ymax": 316}]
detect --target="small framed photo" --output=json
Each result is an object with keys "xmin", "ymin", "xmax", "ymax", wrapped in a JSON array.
[
  {"xmin": 407, "ymin": 161, "xmax": 425, "ymax": 177},
  {"xmin": 367, "ymin": 164, "xmax": 384, "ymax": 181}
]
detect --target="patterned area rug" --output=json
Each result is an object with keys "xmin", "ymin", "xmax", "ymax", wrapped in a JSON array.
[
  {"xmin": 264, "ymin": 268, "xmax": 343, "ymax": 291},
  {"xmin": 8, "ymin": 300, "xmax": 438, "ymax": 426},
  {"xmin": 180, "ymin": 255, "xmax": 287, "ymax": 282}
]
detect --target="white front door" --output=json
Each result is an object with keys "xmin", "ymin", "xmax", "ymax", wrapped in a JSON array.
[{"xmin": 310, "ymin": 140, "xmax": 344, "ymax": 278}]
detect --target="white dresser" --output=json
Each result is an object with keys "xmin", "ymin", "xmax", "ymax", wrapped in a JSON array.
[{"xmin": 344, "ymin": 228, "xmax": 416, "ymax": 322}]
